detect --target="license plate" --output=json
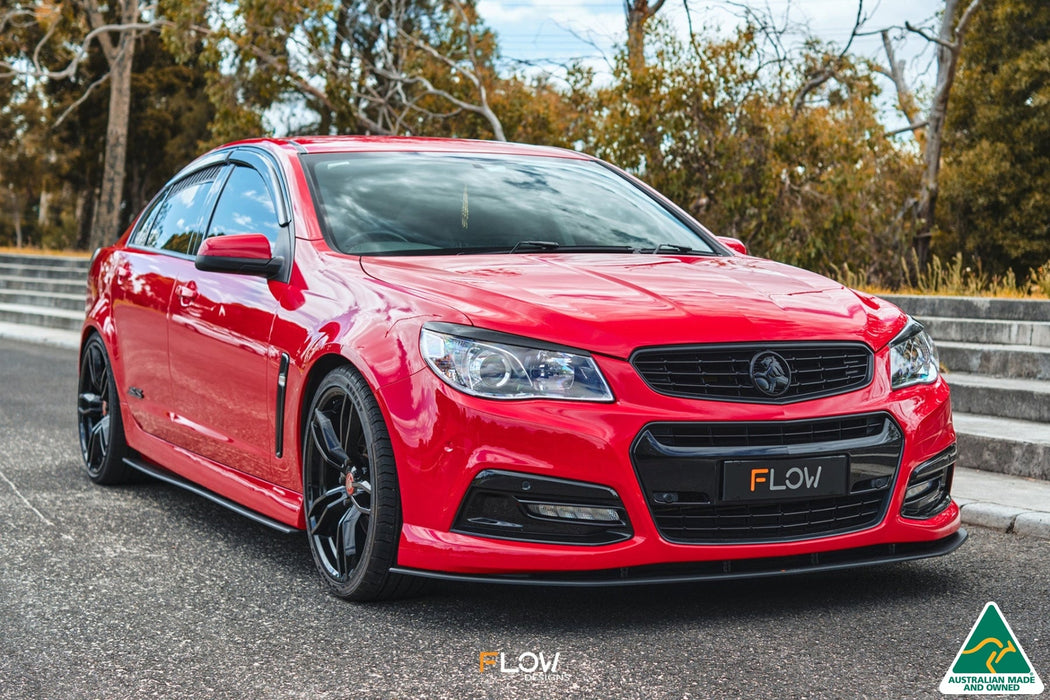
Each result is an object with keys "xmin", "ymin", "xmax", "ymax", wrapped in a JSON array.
[{"xmin": 722, "ymin": 456, "xmax": 849, "ymax": 503}]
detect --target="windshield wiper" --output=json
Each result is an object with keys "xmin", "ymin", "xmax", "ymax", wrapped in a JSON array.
[
  {"xmin": 644, "ymin": 243, "xmax": 714, "ymax": 255},
  {"xmin": 506, "ymin": 241, "xmax": 639, "ymax": 254},
  {"xmin": 508, "ymin": 240, "xmax": 561, "ymax": 253}
]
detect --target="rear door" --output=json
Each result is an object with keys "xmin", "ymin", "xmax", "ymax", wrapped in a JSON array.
[
  {"xmin": 111, "ymin": 164, "xmax": 225, "ymax": 441},
  {"xmin": 166, "ymin": 151, "xmax": 291, "ymax": 481}
]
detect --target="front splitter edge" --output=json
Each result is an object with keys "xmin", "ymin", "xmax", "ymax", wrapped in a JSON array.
[{"xmin": 390, "ymin": 529, "xmax": 967, "ymax": 587}]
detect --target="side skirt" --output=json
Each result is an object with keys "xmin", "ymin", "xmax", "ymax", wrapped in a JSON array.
[{"xmin": 124, "ymin": 456, "xmax": 299, "ymax": 535}]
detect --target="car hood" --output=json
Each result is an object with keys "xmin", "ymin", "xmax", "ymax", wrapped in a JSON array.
[{"xmin": 360, "ymin": 254, "xmax": 906, "ymax": 358}]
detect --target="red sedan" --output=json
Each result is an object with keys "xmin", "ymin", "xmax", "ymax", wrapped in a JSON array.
[{"xmin": 79, "ymin": 136, "xmax": 964, "ymax": 600}]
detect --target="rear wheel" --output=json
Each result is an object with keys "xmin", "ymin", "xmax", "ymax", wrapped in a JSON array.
[
  {"xmin": 77, "ymin": 334, "xmax": 132, "ymax": 484},
  {"xmin": 302, "ymin": 366, "xmax": 421, "ymax": 601}
]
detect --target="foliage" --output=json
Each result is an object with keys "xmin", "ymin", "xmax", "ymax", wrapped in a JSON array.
[
  {"xmin": 588, "ymin": 21, "xmax": 920, "ymax": 285},
  {"xmin": 939, "ymin": 0, "xmax": 1050, "ymax": 276},
  {"xmin": 0, "ymin": 1, "xmax": 211, "ymax": 248},
  {"xmin": 0, "ymin": 0, "xmax": 1045, "ymax": 298}
]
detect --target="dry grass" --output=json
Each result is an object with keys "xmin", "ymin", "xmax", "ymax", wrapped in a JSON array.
[
  {"xmin": 835, "ymin": 253, "xmax": 1050, "ymax": 300},
  {"xmin": 0, "ymin": 246, "xmax": 91, "ymax": 258}
]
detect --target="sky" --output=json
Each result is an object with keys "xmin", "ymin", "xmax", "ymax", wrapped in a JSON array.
[{"xmin": 476, "ymin": 0, "xmax": 946, "ymax": 129}]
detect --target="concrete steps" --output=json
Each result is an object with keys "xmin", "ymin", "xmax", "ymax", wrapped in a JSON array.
[
  {"xmin": 953, "ymin": 414, "xmax": 1050, "ymax": 480},
  {"xmin": 938, "ymin": 341, "xmax": 1050, "ymax": 380},
  {"xmin": 948, "ymin": 373, "xmax": 1050, "ymax": 423},
  {"xmin": 0, "ymin": 289, "xmax": 84, "ymax": 312},
  {"xmin": 0, "ymin": 274, "xmax": 85, "ymax": 294},
  {"xmin": 0, "ymin": 254, "xmax": 89, "ymax": 334},
  {"xmin": 884, "ymin": 294, "xmax": 1050, "ymax": 481},
  {"xmin": 921, "ymin": 316, "xmax": 1050, "ymax": 347}
]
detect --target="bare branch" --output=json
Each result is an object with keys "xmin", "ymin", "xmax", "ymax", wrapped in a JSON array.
[
  {"xmin": 954, "ymin": 0, "xmax": 983, "ymax": 42},
  {"xmin": 904, "ymin": 21, "xmax": 954, "ymax": 49},
  {"xmin": 0, "ymin": 19, "xmax": 164, "ymax": 80},
  {"xmin": 878, "ymin": 29, "xmax": 922, "ymax": 128},
  {"xmin": 52, "ymin": 73, "xmax": 111, "ymax": 128},
  {"xmin": 885, "ymin": 119, "xmax": 929, "ymax": 136},
  {"xmin": 790, "ymin": 1, "xmax": 869, "ymax": 116}
]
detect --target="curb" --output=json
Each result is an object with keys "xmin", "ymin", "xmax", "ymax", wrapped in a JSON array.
[
  {"xmin": 955, "ymin": 500, "xmax": 1050, "ymax": 540},
  {"xmin": 0, "ymin": 321, "xmax": 80, "ymax": 349}
]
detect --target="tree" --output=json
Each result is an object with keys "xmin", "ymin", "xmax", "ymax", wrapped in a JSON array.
[
  {"xmin": 1, "ymin": 1, "xmax": 163, "ymax": 249},
  {"xmin": 177, "ymin": 0, "xmax": 508, "ymax": 142},
  {"xmin": 869, "ymin": 0, "xmax": 983, "ymax": 267},
  {"xmin": 589, "ymin": 20, "xmax": 920, "ymax": 284},
  {"xmin": 939, "ymin": 0, "xmax": 1050, "ymax": 274}
]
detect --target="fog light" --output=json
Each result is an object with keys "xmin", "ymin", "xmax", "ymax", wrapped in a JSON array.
[
  {"xmin": 524, "ymin": 502, "xmax": 621, "ymax": 522},
  {"xmin": 905, "ymin": 480, "xmax": 936, "ymax": 501}
]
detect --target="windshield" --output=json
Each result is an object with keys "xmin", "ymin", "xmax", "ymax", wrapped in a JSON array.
[{"xmin": 302, "ymin": 152, "xmax": 719, "ymax": 256}]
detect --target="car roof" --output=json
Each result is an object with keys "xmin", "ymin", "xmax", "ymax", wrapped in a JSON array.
[{"xmin": 224, "ymin": 135, "xmax": 594, "ymax": 161}]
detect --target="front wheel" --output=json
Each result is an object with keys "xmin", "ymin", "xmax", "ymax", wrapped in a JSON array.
[
  {"xmin": 302, "ymin": 366, "xmax": 421, "ymax": 601},
  {"xmin": 77, "ymin": 334, "xmax": 132, "ymax": 484}
]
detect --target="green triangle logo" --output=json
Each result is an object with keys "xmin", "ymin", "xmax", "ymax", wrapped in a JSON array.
[{"xmin": 940, "ymin": 602, "xmax": 1044, "ymax": 694}]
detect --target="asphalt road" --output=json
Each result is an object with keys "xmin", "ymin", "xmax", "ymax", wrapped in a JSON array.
[{"xmin": 1, "ymin": 336, "xmax": 1047, "ymax": 700}]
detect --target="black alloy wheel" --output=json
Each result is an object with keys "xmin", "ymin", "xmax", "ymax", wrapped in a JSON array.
[
  {"xmin": 303, "ymin": 366, "xmax": 420, "ymax": 601},
  {"xmin": 77, "ymin": 334, "xmax": 131, "ymax": 484}
]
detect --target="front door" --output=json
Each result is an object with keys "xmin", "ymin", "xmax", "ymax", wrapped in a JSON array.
[{"xmin": 166, "ymin": 163, "xmax": 287, "ymax": 480}]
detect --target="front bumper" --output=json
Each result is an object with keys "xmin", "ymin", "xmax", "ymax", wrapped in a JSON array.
[{"xmin": 378, "ymin": 352, "xmax": 961, "ymax": 578}]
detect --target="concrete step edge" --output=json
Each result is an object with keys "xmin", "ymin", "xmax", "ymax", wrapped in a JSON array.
[
  {"xmin": 0, "ymin": 253, "xmax": 91, "ymax": 268},
  {"xmin": 883, "ymin": 294, "xmax": 1050, "ymax": 323},
  {"xmin": 953, "ymin": 412, "xmax": 1050, "ymax": 481},
  {"xmin": 947, "ymin": 374, "xmax": 1050, "ymax": 423},
  {"xmin": 922, "ymin": 316, "xmax": 1050, "ymax": 348},
  {"xmin": 0, "ymin": 274, "xmax": 85, "ymax": 290},
  {"xmin": 0, "ymin": 288, "xmax": 84, "ymax": 302},
  {"xmin": 945, "ymin": 372, "xmax": 1050, "ymax": 393}
]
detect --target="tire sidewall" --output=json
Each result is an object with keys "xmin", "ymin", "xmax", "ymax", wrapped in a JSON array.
[
  {"xmin": 303, "ymin": 366, "xmax": 401, "ymax": 599},
  {"xmin": 78, "ymin": 334, "xmax": 129, "ymax": 484}
]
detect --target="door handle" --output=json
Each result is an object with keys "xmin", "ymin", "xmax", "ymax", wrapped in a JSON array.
[{"xmin": 177, "ymin": 282, "xmax": 198, "ymax": 303}]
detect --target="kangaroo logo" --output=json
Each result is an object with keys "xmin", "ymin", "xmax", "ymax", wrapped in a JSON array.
[
  {"xmin": 750, "ymin": 351, "xmax": 791, "ymax": 397},
  {"xmin": 961, "ymin": 637, "xmax": 1017, "ymax": 674}
]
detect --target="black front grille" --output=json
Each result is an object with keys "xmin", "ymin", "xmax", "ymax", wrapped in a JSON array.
[
  {"xmin": 632, "ymin": 414, "xmax": 903, "ymax": 544},
  {"xmin": 654, "ymin": 493, "xmax": 887, "ymax": 542},
  {"xmin": 631, "ymin": 342, "xmax": 873, "ymax": 403},
  {"xmin": 647, "ymin": 414, "xmax": 886, "ymax": 450}
]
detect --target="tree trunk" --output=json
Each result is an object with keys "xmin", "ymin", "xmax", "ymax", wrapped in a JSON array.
[
  {"xmin": 89, "ymin": 34, "xmax": 135, "ymax": 250},
  {"xmin": 76, "ymin": 188, "xmax": 94, "ymax": 250},
  {"xmin": 625, "ymin": 1, "xmax": 664, "ymax": 79},
  {"xmin": 913, "ymin": 0, "xmax": 980, "ymax": 267},
  {"xmin": 10, "ymin": 187, "xmax": 23, "ymax": 248},
  {"xmin": 38, "ymin": 189, "xmax": 52, "ymax": 229}
]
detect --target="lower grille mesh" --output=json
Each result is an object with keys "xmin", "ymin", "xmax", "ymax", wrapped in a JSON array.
[
  {"xmin": 632, "ymin": 414, "xmax": 903, "ymax": 544},
  {"xmin": 652, "ymin": 493, "xmax": 886, "ymax": 542}
]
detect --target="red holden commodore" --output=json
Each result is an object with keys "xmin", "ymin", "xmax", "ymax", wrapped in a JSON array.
[{"xmin": 79, "ymin": 136, "xmax": 965, "ymax": 600}]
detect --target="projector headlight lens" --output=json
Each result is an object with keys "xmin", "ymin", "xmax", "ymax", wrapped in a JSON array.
[
  {"xmin": 890, "ymin": 318, "xmax": 939, "ymax": 389},
  {"xmin": 420, "ymin": 326, "xmax": 613, "ymax": 401}
]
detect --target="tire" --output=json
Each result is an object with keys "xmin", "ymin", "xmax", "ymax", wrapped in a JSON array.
[
  {"xmin": 77, "ymin": 334, "xmax": 132, "ymax": 484},
  {"xmin": 302, "ymin": 366, "xmax": 423, "ymax": 601}
]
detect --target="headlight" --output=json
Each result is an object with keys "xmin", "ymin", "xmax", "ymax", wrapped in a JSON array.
[
  {"xmin": 420, "ymin": 324, "xmax": 614, "ymax": 401},
  {"xmin": 889, "ymin": 318, "xmax": 939, "ymax": 389}
]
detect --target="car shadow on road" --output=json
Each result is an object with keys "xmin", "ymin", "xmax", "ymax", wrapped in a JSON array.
[{"xmin": 111, "ymin": 473, "xmax": 966, "ymax": 631}]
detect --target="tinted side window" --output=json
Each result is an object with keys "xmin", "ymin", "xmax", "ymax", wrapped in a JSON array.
[
  {"xmin": 205, "ymin": 166, "xmax": 281, "ymax": 246},
  {"xmin": 128, "ymin": 192, "xmax": 166, "ymax": 247},
  {"xmin": 141, "ymin": 166, "xmax": 222, "ymax": 254}
]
